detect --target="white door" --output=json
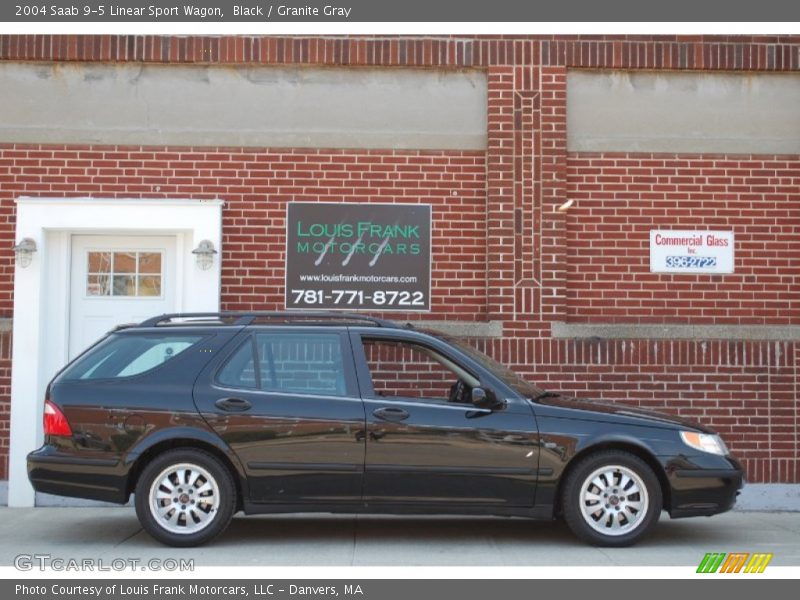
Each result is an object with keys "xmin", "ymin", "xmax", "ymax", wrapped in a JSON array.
[{"xmin": 69, "ymin": 235, "xmax": 177, "ymax": 358}]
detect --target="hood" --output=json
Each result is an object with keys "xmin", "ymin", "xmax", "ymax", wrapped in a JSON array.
[{"xmin": 534, "ymin": 394, "xmax": 715, "ymax": 433}]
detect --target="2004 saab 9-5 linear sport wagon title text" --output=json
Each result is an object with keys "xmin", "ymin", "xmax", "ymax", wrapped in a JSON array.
[{"xmin": 22, "ymin": 4, "xmax": 353, "ymax": 19}]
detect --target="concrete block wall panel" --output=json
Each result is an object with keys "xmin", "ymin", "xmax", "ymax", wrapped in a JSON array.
[
  {"xmin": 567, "ymin": 71, "xmax": 800, "ymax": 154},
  {"xmin": 0, "ymin": 63, "xmax": 488, "ymax": 151},
  {"xmin": 0, "ymin": 35, "xmax": 799, "ymax": 485}
]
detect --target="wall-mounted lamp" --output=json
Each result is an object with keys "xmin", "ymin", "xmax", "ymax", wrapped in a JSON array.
[
  {"xmin": 12, "ymin": 238, "xmax": 37, "ymax": 268},
  {"xmin": 191, "ymin": 239, "xmax": 217, "ymax": 271},
  {"xmin": 556, "ymin": 199, "xmax": 574, "ymax": 213}
]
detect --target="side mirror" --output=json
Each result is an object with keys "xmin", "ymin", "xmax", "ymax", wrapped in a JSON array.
[{"xmin": 471, "ymin": 387, "xmax": 503, "ymax": 410}]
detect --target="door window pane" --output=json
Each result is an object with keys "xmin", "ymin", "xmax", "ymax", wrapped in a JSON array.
[
  {"xmin": 256, "ymin": 333, "xmax": 347, "ymax": 396},
  {"xmin": 86, "ymin": 274, "xmax": 110, "ymax": 296},
  {"xmin": 113, "ymin": 275, "xmax": 136, "ymax": 296},
  {"xmin": 138, "ymin": 276, "xmax": 162, "ymax": 297},
  {"xmin": 113, "ymin": 252, "xmax": 136, "ymax": 273},
  {"xmin": 217, "ymin": 340, "xmax": 258, "ymax": 389},
  {"xmin": 87, "ymin": 252, "xmax": 111, "ymax": 273},
  {"xmin": 138, "ymin": 252, "xmax": 162, "ymax": 274},
  {"xmin": 362, "ymin": 339, "xmax": 473, "ymax": 403},
  {"xmin": 86, "ymin": 250, "xmax": 164, "ymax": 297}
]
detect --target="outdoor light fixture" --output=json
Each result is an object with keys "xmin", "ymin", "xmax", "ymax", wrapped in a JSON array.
[
  {"xmin": 12, "ymin": 238, "xmax": 37, "ymax": 268},
  {"xmin": 191, "ymin": 239, "xmax": 217, "ymax": 271}
]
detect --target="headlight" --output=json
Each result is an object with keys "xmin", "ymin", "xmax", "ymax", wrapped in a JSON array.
[{"xmin": 680, "ymin": 431, "xmax": 729, "ymax": 456}]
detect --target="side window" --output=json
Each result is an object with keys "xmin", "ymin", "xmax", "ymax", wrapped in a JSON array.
[
  {"xmin": 255, "ymin": 333, "xmax": 347, "ymax": 397},
  {"xmin": 361, "ymin": 338, "xmax": 479, "ymax": 403},
  {"xmin": 118, "ymin": 340, "xmax": 195, "ymax": 376},
  {"xmin": 217, "ymin": 339, "xmax": 258, "ymax": 389},
  {"xmin": 61, "ymin": 335, "xmax": 203, "ymax": 380}
]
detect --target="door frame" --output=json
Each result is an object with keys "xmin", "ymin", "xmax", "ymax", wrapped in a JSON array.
[{"xmin": 8, "ymin": 197, "xmax": 224, "ymax": 506}]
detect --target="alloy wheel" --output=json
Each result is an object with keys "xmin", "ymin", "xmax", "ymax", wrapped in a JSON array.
[
  {"xmin": 148, "ymin": 462, "xmax": 220, "ymax": 535},
  {"xmin": 578, "ymin": 464, "xmax": 650, "ymax": 536}
]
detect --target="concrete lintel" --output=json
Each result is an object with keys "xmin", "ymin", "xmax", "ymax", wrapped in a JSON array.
[
  {"xmin": 411, "ymin": 320, "xmax": 504, "ymax": 338},
  {"xmin": 552, "ymin": 321, "xmax": 800, "ymax": 341}
]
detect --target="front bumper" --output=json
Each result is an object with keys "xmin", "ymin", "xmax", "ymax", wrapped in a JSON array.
[
  {"xmin": 666, "ymin": 456, "xmax": 745, "ymax": 518},
  {"xmin": 27, "ymin": 444, "xmax": 128, "ymax": 504}
]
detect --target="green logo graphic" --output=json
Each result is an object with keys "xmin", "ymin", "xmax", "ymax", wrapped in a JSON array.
[{"xmin": 696, "ymin": 552, "xmax": 772, "ymax": 573}]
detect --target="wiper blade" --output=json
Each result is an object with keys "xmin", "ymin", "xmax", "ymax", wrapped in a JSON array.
[{"xmin": 531, "ymin": 391, "xmax": 561, "ymax": 401}]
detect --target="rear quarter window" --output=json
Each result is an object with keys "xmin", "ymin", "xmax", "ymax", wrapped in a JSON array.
[{"xmin": 60, "ymin": 334, "xmax": 204, "ymax": 381}]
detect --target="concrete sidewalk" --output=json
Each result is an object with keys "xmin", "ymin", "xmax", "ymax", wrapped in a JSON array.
[{"xmin": 0, "ymin": 508, "xmax": 798, "ymax": 566}]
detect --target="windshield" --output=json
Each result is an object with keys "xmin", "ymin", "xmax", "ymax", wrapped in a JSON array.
[{"xmin": 429, "ymin": 332, "xmax": 544, "ymax": 398}]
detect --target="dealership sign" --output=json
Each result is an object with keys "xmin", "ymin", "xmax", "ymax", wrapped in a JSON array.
[
  {"xmin": 650, "ymin": 230, "xmax": 735, "ymax": 274},
  {"xmin": 285, "ymin": 202, "xmax": 432, "ymax": 310}
]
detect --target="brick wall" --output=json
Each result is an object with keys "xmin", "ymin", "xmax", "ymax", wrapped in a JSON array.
[
  {"xmin": 2, "ymin": 35, "xmax": 799, "ymax": 70},
  {"xmin": 471, "ymin": 337, "xmax": 798, "ymax": 483},
  {"xmin": 0, "ymin": 34, "xmax": 799, "ymax": 486},
  {"xmin": 566, "ymin": 153, "xmax": 800, "ymax": 324},
  {"xmin": 0, "ymin": 145, "xmax": 487, "ymax": 318}
]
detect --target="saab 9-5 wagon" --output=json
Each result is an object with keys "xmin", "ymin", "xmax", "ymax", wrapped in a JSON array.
[{"xmin": 28, "ymin": 312, "xmax": 743, "ymax": 547}]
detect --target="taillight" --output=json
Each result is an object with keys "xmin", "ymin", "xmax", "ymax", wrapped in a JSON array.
[{"xmin": 44, "ymin": 400, "xmax": 73, "ymax": 437}]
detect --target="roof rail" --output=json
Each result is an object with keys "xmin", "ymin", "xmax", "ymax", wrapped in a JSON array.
[
  {"xmin": 107, "ymin": 322, "xmax": 139, "ymax": 333},
  {"xmin": 137, "ymin": 311, "xmax": 399, "ymax": 329}
]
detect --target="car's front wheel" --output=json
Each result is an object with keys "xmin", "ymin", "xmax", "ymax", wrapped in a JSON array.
[
  {"xmin": 562, "ymin": 450, "xmax": 662, "ymax": 547},
  {"xmin": 134, "ymin": 448, "xmax": 236, "ymax": 547}
]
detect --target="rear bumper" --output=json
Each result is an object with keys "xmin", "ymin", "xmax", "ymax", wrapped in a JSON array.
[
  {"xmin": 27, "ymin": 445, "xmax": 129, "ymax": 504},
  {"xmin": 667, "ymin": 458, "xmax": 745, "ymax": 519}
]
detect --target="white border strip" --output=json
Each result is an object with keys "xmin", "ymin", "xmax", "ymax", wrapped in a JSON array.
[
  {"xmin": 0, "ymin": 565, "xmax": 797, "ymax": 579},
  {"xmin": 1, "ymin": 23, "xmax": 799, "ymax": 35}
]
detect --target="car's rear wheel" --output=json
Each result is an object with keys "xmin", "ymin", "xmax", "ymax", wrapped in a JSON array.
[
  {"xmin": 562, "ymin": 450, "xmax": 662, "ymax": 547},
  {"xmin": 134, "ymin": 448, "xmax": 236, "ymax": 547}
]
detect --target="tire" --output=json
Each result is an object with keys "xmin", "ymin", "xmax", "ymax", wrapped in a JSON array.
[
  {"xmin": 134, "ymin": 448, "xmax": 236, "ymax": 547},
  {"xmin": 561, "ymin": 450, "xmax": 662, "ymax": 547}
]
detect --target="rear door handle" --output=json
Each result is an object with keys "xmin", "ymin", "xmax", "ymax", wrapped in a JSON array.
[
  {"xmin": 372, "ymin": 407, "xmax": 409, "ymax": 422},
  {"xmin": 215, "ymin": 397, "xmax": 252, "ymax": 412}
]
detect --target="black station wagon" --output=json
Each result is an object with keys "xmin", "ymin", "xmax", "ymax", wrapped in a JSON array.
[{"xmin": 28, "ymin": 312, "xmax": 744, "ymax": 547}]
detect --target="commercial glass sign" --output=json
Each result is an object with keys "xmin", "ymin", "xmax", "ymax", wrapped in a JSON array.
[
  {"xmin": 650, "ymin": 230, "xmax": 735, "ymax": 274},
  {"xmin": 285, "ymin": 202, "xmax": 432, "ymax": 310}
]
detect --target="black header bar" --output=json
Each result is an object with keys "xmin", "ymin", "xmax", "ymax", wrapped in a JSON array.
[{"xmin": 3, "ymin": 0, "xmax": 800, "ymax": 23}]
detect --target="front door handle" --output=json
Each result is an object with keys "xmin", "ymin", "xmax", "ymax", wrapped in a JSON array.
[
  {"xmin": 372, "ymin": 407, "xmax": 409, "ymax": 422},
  {"xmin": 215, "ymin": 397, "xmax": 252, "ymax": 412}
]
